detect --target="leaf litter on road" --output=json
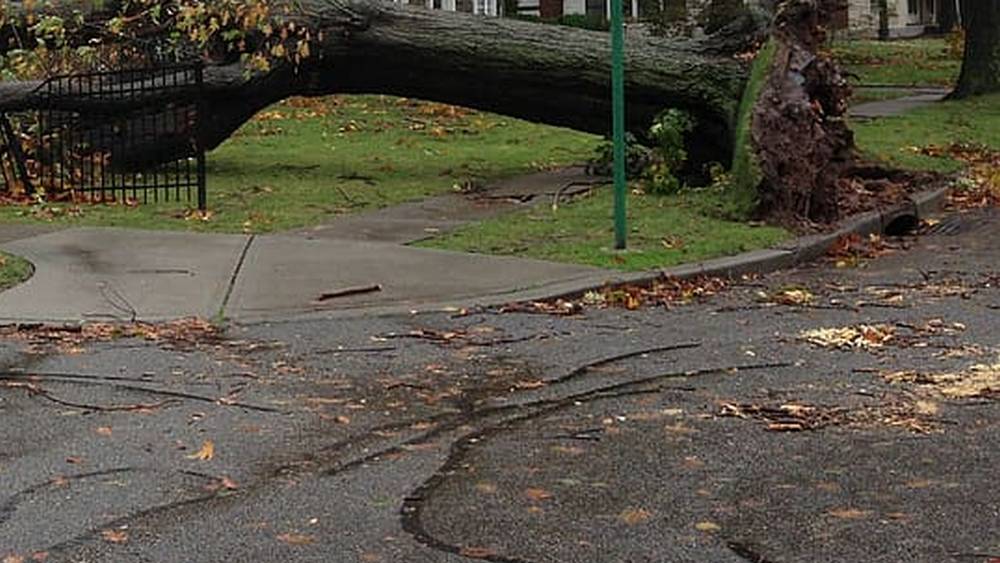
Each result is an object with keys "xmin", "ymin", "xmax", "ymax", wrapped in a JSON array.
[
  {"xmin": 882, "ymin": 359, "xmax": 1000, "ymax": 399},
  {"xmin": 800, "ymin": 324, "xmax": 896, "ymax": 349}
]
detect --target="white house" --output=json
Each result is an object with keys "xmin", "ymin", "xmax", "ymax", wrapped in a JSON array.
[
  {"xmin": 394, "ymin": 0, "xmax": 638, "ymax": 20},
  {"xmin": 835, "ymin": 0, "xmax": 950, "ymax": 37},
  {"xmin": 400, "ymin": 0, "xmax": 949, "ymax": 38},
  {"xmin": 394, "ymin": 0, "xmax": 503, "ymax": 17},
  {"xmin": 517, "ymin": 0, "xmax": 639, "ymax": 20}
]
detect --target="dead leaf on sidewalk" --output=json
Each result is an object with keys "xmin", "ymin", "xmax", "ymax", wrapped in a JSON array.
[{"xmin": 187, "ymin": 440, "xmax": 215, "ymax": 461}]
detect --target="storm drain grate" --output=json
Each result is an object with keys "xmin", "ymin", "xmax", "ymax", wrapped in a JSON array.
[{"xmin": 920, "ymin": 214, "xmax": 991, "ymax": 237}]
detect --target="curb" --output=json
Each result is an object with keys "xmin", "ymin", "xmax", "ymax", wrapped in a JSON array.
[
  {"xmin": 244, "ymin": 183, "xmax": 952, "ymax": 325},
  {"xmin": 493, "ymin": 183, "xmax": 951, "ymax": 305}
]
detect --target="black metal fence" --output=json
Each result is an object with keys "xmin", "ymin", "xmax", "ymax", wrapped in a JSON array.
[{"xmin": 1, "ymin": 62, "xmax": 207, "ymax": 210}]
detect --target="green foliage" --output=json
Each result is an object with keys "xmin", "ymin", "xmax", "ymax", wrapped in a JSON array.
[
  {"xmin": 643, "ymin": 109, "xmax": 694, "ymax": 195},
  {"xmin": 553, "ymin": 14, "xmax": 610, "ymax": 31},
  {"xmin": 729, "ymin": 39, "xmax": 776, "ymax": 219},
  {"xmin": 0, "ymin": 0, "xmax": 312, "ymax": 78},
  {"xmin": 586, "ymin": 109, "xmax": 695, "ymax": 196},
  {"xmin": 587, "ymin": 133, "xmax": 652, "ymax": 178}
]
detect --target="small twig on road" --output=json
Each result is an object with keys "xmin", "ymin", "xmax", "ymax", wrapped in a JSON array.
[
  {"xmin": 551, "ymin": 341, "xmax": 703, "ymax": 385},
  {"xmin": 546, "ymin": 427, "xmax": 604, "ymax": 441},
  {"xmin": 316, "ymin": 284, "xmax": 383, "ymax": 302},
  {"xmin": 384, "ymin": 381, "xmax": 430, "ymax": 391},
  {"xmin": 2, "ymin": 381, "xmax": 182, "ymax": 412},
  {"xmin": 315, "ymin": 345, "xmax": 397, "ymax": 355},
  {"xmin": 0, "ymin": 372, "xmax": 283, "ymax": 413},
  {"xmin": 951, "ymin": 553, "xmax": 1000, "ymax": 560}
]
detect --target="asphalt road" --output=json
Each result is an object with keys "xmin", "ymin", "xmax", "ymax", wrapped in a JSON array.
[{"xmin": 0, "ymin": 210, "xmax": 997, "ymax": 562}]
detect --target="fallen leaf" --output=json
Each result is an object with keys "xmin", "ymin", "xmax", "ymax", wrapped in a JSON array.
[
  {"xmin": 619, "ymin": 508, "xmax": 653, "ymax": 525},
  {"xmin": 475, "ymin": 482, "xmax": 498, "ymax": 494},
  {"xmin": 800, "ymin": 324, "xmax": 895, "ymax": 349},
  {"xmin": 101, "ymin": 529, "xmax": 129, "ymax": 544},
  {"xmin": 2, "ymin": 555, "xmax": 24, "ymax": 563},
  {"xmin": 695, "ymin": 521, "xmax": 721, "ymax": 532},
  {"xmin": 187, "ymin": 440, "xmax": 215, "ymax": 461},
  {"xmin": 459, "ymin": 546, "xmax": 496, "ymax": 558},
  {"xmin": 277, "ymin": 532, "xmax": 316, "ymax": 545},
  {"xmin": 524, "ymin": 488, "xmax": 553, "ymax": 502},
  {"xmin": 913, "ymin": 400, "xmax": 939, "ymax": 416},
  {"xmin": 771, "ymin": 288, "xmax": 815, "ymax": 306},
  {"xmin": 828, "ymin": 508, "xmax": 870, "ymax": 520},
  {"xmin": 95, "ymin": 426, "xmax": 113, "ymax": 437}
]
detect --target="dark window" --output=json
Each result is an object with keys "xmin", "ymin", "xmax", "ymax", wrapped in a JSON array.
[{"xmin": 585, "ymin": 0, "xmax": 604, "ymax": 16}]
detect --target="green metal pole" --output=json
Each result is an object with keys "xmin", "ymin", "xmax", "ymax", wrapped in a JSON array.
[{"xmin": 610, "ymin": 0, "xmax": 627, "ymax": 250}]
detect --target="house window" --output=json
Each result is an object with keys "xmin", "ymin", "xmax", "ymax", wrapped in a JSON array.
[{"xmin": 908, "ymin": 0, "xmax": 919, "ymax": 14}]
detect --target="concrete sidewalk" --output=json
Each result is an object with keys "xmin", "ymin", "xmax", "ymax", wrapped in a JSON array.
[
  {"xmin": 0, "ymin": 227, "xmax": 604, "ymax": 324},
  {"xmin": 848, "ymin": 87, "xmax": 951, "ymax": 119}
]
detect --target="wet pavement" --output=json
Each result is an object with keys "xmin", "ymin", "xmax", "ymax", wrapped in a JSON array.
[{"xmin": 0, "ymin": 209, "xmax": 997, "ymax": 562}]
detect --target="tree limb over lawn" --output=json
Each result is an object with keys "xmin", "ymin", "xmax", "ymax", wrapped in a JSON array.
[{"xmin": 0, "ymin": 0, "xmax": 868, "ymax": 224}]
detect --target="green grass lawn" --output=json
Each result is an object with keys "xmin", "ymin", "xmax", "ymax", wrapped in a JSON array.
[
  {"xmin": 418, "ymin": 188, "xmax": 789, "ymax": 271},
  {"xmin": 0, "ymin": 252, "xmax": 32, "ymax": 292},
  {"xmin": 0, "ymin": 95, "xmax": 599, "ymax": 233},
  {"xmin": 853, "ymin": 93, "xmax": 1000, "ymax": 172},
  {"xmin": 830, "ymin": 37, "xmax": 961, "ymax": 88}
]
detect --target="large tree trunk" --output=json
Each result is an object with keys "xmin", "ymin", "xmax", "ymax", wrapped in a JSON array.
[
  {"xmin": 0, "ymin": 0, "xmax": 856, "ymax": 225},
  {"xmin": 937, "ymin": 0, "xmax": 960, "ymax": 32},
  {"xmin": 0, "ymin": 0, "xmax": 760, "ymax": 167},
  {"xmin": 952, "ymin": 0, "xmax": 1000, "ymax": 98}
]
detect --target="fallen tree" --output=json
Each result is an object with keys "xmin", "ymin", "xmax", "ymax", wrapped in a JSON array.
[{"xmin": 0, "ymin": 0, "xmax": 860, "ymax": 225}]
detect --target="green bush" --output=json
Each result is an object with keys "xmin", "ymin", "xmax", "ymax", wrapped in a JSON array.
[
  {"xmin": 643, "ymin": 109, "xmax": 694, "ymax": 195},
  {"xmin": 586, "ymin": 132, "xmax": 653, "ymax": 178},
  {"xmin": 586, "ymin": 109, "xmax": 695, "ymax": 195},
  {"xmin": 555, "ymin": 14, "xmax": 609, "ymax": 31},
  {"xmin": 511, "ymin": 14, "xmax": 609, "ymax": 31}
]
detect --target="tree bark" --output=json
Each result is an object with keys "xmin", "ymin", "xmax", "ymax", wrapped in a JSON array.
[
  {"xmin": 937, "ymin": 0, "xmax": 960, "ymax": 32},
  {"xmin": 0, "ymin": 0, "xmax": 859, "ymax": 225},
  {"xmin": 952, "ymin": 0, "xmax": 1000, "ymax": 98},
  {"xmin": 0, "ymin": 0, "xmax": 760, "ymax": 167}
]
